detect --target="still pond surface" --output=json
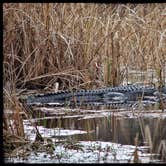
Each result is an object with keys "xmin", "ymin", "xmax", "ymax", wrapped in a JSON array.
[{"xmin": 5, "ymin": 106, "xmax": 166, "ymax": 163}]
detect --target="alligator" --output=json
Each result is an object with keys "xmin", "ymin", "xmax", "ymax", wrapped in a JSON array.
[{"xmin": 26, "ymin": 85, "xmax": 166, "ymax": 109}]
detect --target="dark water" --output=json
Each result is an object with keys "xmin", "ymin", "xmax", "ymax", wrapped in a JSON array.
[
  {"xmin": 34, "ymin": 109, "xmax": 166, "ymax": 154},
  {"xmin": 28, "ymin": 107, "xmax": 166, "ymax": 162}
]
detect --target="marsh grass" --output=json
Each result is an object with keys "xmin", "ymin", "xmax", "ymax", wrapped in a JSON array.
[
  {"xmin": 130, "ymin": 115, "xmax": 166, "ymax": 162},
  {"xmin": 3, "ymin": 3, "xmax": 166, "ymax": 90},
  {"xmin": 3, "ymin": 87, "xmax": 26, "ymax": 154},
  {"xmin": 144, "ymin": 123, "xmax": 166, "ymax": 162}
]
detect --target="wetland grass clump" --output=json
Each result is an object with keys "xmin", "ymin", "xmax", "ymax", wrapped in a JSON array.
[
  {"xmin": 3, "ymin": 3, "xmax": 166, "ymax": 91},
  {"xmin": 144, "ymin": 120, "xmax": 166, "ymax": 162},
  {"xmin": 3, "ymin": 87, "xmax": 26, "ymax": 154}
]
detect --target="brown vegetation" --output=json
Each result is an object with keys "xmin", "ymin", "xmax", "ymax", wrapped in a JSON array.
[{"xmin": 3, "ymin": 3, "xmax": 166, "ymax": 91}]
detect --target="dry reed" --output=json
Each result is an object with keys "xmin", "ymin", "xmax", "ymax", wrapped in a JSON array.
[{"xmin": 3, "ymin": 3, "xmax": 166, "ymax": 91}]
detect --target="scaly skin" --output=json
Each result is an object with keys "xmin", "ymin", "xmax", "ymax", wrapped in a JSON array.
[{"xmin": 26, "ymin": 85, "xmax": 166, "ymax": 107}]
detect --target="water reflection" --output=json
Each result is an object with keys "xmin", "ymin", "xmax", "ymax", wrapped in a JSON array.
[{"xmin": 36, "ymin": 113, "xmax": 166, "ymax": 148}]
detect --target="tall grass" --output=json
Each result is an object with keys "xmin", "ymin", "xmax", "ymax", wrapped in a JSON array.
[{"xmin": 3, "ymin": 3, "xmax": 166, "ymax": 91}]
